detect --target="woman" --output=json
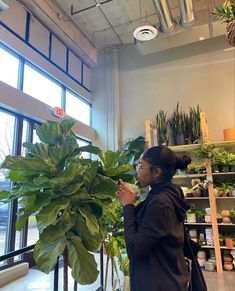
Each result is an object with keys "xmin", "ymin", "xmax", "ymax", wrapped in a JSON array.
[{"xmin": 116, "ymin": 146, "xmax": 191, "ymax": 291}]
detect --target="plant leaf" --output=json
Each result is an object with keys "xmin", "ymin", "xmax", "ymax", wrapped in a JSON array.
[
  {"xmin": 67, "ymin": 234, "xmax": 99, "ymax": 285},
  {"xmin": 36, "ymin": 198, "xmax": 69, "ymax": 232},
  {"xmin": 34, "ymin": 238, "xmax": 67, "ymax": 273}
]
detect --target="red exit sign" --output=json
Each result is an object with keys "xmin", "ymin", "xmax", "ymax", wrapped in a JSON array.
[{"xmin": 52, "ymin": 106, "xmax": 65, "ymax": 118}]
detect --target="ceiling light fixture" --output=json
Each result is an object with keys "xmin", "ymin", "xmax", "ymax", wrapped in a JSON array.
[{"xmin": 133, "ymin": 25, "xmax": 158, "ymax": 41}]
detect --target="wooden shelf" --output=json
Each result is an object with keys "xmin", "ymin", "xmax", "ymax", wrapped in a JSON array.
[
  {"xmin": 216, "ymin": 197, "xmax": 235, "ymax": 200},
  {"xmin": 168, "ymin": 140, "xmax": 235, "ymax": 153},
  {"xmin": 174, "ymin": 173, "xmax": 206, "ymax": 179},
  {"xmin": 201, "ymin": 245, "xmax": 215, "ymax": 249},
  {"xmin": 185, "ymin": 223, "xmax": 212, "ymax": 226},
  {"xmin": 220, "ymin": 246, "xmax": 235, "ymax": 250},
  {"xmin": 217, "ymin": 223, "xmax": 235, "ymax": 226},
  {"xmin": 213, "ymin": 172, "xmax": 235, "ymax": 176},
  {"xmin": 185, "ymin": 197, "xmax": 209, "ymax": 200}
]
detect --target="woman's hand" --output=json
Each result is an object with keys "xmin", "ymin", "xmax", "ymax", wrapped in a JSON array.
[{"xmin": 116, "ymin": 179, "xmax": 139, "ymax": 206}]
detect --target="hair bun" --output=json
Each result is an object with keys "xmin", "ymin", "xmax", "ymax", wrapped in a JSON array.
[{"xmin": 175, "ymin": 155, "xmax": 191, "ymax": 170}]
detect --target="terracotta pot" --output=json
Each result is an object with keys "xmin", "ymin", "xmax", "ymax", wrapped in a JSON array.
[
  {"xmin": 223, "ymin": 127, "xmax": 235, "ymax": 141},
  {"xmin": 224, "ymin": 262, "xmax": 234, "ymax": 271},
  {"xmin": 225, "ymin": 237, "xmax": 234, "ymax": 249}
]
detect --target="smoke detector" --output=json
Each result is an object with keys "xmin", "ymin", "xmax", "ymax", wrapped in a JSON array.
[{"xmin": 133, "ymin": 25, "xmax": 158, "ymax": 41}]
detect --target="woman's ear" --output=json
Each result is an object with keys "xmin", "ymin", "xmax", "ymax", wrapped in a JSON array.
[{"xmin": 151, "ymin": 167, "xmax": 162, "ymax": 177}]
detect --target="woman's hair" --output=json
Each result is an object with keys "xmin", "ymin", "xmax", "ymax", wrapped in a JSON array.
[{"xmin": 142, "ymin": 146, "xmax": 191, "ymax": 179}]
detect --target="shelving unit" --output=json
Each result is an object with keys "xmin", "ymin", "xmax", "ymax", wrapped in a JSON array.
[{"xmin": 145, "ymin": 114, "xmax": 235, "ymax": 273}]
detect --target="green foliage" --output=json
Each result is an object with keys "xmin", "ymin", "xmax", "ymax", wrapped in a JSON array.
[
  {"xmin": 189, "ymin": 105, "xmax": 201, "ymax": 142},
  {"xmin": 155, "ymin": 109, "xmax": 169, "ymax": 145},
  {"xmin": 169, "ymin": 103, "xmax": 185, "ymax": 136},
  {"xmin": 194, "ymin": 143, "xmax": 215, "ymax": 159},
  {"xmin": 212, "ymin": 0, "xmax": 235, "ymax": 23},
  {"xmin": 0, "ymin": 119, "xmax": 137, "ymax": 285}
]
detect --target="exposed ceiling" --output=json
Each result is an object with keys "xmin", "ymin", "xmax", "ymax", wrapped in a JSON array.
[
  {"xmin": 18, "ymin": 0, "xmax": 227, "ymax": 58},
  {"xmin": 49, "ymin": 0, "xmax": 225, "ymax": 48}
]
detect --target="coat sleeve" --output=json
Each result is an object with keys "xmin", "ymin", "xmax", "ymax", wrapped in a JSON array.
[{"xmin": 123, "ymin": 197, "xmax": 174, "ymax": 260}]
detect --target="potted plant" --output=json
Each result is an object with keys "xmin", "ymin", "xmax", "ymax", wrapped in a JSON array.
[
  {"xmin": 218, "ymin": 183, "xmax": 232, "ymax": 197},
  {"xmin": 155, "ymin": 109, "xmax": 169, "ymax": 146},
  {"xmin": 188, "ymin": 105, "xmax": 201, "ymax": 144},
  {"xmin": 169, "ymin": 103, "xmax": 186, "ymax": 145},
  {"xmin": 196, "ymin": 209, "xmax": 205, "ymax": 223},
  {"xmin": 212, "ymin": 150, "xmax": 229, "ymax": 172},
  {"xmin": 194, "ymin": 143, "xmax": 215, "ymax": 159},
  {"xmin": 212, "ymin": 0, "xmax": 235, "ymax": 46},
  {"xmin": 217, "ymin": 213, "xmax": 223, "ymax": 224},
  {"xmin": 219, "ymin": 233, "xmax": 225, "ymax": 246},
  {"xmin": 0, "ymin": 119, "xmax": 138, "ymax": 290},
  {"xmin": 229, "ymin": 206, "xmax": 235, "ymax": 224},
  {"xmin": 186, "ymin": 209, "xmax": 197, "ymax": 223}
]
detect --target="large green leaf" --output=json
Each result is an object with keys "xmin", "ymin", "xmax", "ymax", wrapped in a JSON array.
[
  {"xmin": 67, "ymin": 234, "xmax": 99, "ymax": 285},
  {"xmin": 75, "ymin": 145, "xmax": 101, "ymax": 155},
  {"xmin": 60, "ymin": 119, "xmax": 77, "ymax": 135},
  {"xmin": 106, "ymin": 236, "xmax": 121, "ymax": 258},
  {"xmin": 61, "ymin": 162, "xmax": 83, "ymax": 179},
  {"xmin": 34, "ymin": 121, "xmax": 61, "ymax": 144},
  {"xmin": 90, "ymin": 174, "xmax": 117, "ymax": 199},
  {"xmin": 8, "ymin": 170, "xmax": 29, "ymax": 182},
  {"xmin": 75, "ymin": 214, "xmax": 101, "ymax": 252},
  {"xmin": 79, "ymin": 205, "xmax": 100, "ymax": 236},
  {"xmin": 0, "ymin": 190, "xmax": 10, "ymax": 200},
  {"xmin": 2, "ymin": 156, "xmax": 51, "ymax": 172},
  {"xmin": 98, "ymin": 150, "xmax": 121, "ymax": 168},
  {"xmin": 40, "ymin": 211, "xmax": 76, "ymax": 243},
  {"xmin": 28, "ymin": 143, "xmax": 49, "ymax": 161},
  {"xmin": 34, "ymin": 238, "xmax": 67, "ymax": 273},
  {"xmin": 36, "ymin": 198, "xmax": 69, "ymax": 232},
  {"xmin": 104, "ymin": 164, "xmax": 133, "ymax": 177}
]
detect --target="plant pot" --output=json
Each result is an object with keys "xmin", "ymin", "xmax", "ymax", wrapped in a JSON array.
[
  {"xmin": 225, "ymin": 237, "xmax": 234, "ymax": 249},
  {"xmin": 187, "ymin": 213, "xmax": 196, "ymax": 223},
  {"xmin": 231, "ymin": 217, "xmax": 235, "ymax": 224},
  {"xmin": 175, "ymin": 134, "xmax": 185, "ymax": 145},
  {"xmin": 202, "ymin": 189, "xmax": 209, "ymax": 197},
  {"xmin": 217, "ymin": 218, "xmax": 222, "ymax": 224},
  {"xmin": 223, "ymin": 127, "xmax": 235, "ymax": 141},
  {"xmin": 197, "ymin": 216, "xmax": 204, "ymax": 223},
  {"xmin": 193, "ymin": 189, "xmax": 201, "ymax": 197}
]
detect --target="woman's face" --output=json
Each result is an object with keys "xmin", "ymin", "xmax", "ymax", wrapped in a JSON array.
[{"xmin": 136, "ymin": 158, "xmax": 155, "ymax": 187}]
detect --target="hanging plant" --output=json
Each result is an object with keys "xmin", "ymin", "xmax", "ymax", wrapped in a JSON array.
[
  {"xmin": 0, "ymin": 119, "xmax": 137, "ymax": 290},
  {"xmin": 212, "ymin": 0, "xmax": 235, "ymax": 46}
]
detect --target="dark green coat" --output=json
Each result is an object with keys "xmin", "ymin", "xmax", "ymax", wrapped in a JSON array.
[{"xmin": 123, "ymin": 181, "xmax": 190, "ymax": 291}]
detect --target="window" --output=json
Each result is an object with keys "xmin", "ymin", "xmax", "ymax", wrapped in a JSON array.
[
  {"xmin": 23, "ymin": 64, "xmax": 62, "ymax": 107},
  {"xmin": 66, "ymin": 90, "xmax": 91, "ymax": 125},
  {"xmin": 0, "ymin": 46, "xmax": 19, "ymax": 88},
  {"xmin": 0, "ymin": 111, "xmax": 16, "ymax": 261}
]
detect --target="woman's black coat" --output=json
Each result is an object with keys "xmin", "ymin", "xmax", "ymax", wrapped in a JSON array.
[{"xmin": 123, "ymin": 181, "xmax": 190, "ymax": 291}]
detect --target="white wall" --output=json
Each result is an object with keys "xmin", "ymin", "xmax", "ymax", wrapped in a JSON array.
[{"xmin": 119, "ymin": 37, "xmax": 235, "ymax": 143}]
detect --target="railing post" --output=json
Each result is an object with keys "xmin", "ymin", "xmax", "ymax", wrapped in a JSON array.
[{"xmin": 53, "ymin": 259, "xmax": 59, "ymax": 291}]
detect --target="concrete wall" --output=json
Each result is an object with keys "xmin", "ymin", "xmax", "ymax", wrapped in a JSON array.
[{"xmin": 119, "ymin": 37, "xmax": 235, "ymax": 143}]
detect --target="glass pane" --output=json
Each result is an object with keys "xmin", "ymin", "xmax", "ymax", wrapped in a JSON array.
[
  {"xmin": 66, "ymin": 91, "xmax": 91, "ymax": 125},
  {"xmin": 23, "ymin": 64, "xmax": 62, "ymax": 107},
  {"xmin": 0, "ymin": 111, "xmax": 15, "ymax": 263},
  {"xmin": 77, "ymin": 138, "xmax": 90, "ymax": 159},
  {"xmin": 0, "ymin": 47, "xmax": 19, "ymax": 88},
  {"xmin": 33, "ymin": 128, "xmax": 41, "ymax": 143}
]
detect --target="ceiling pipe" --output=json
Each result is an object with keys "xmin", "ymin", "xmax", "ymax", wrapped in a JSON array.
[
  {"xmin": 152, "ymin": 0, "xmax": 175, "ymax": 33},
  {"xmin": 178, "ymin": 0, "xmax": 196, "ymax": 26}
]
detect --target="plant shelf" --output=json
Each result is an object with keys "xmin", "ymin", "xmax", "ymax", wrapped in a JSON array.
[
  {"xmin": 185, "ymin": 197, "xmax": 209, "ymax": 200},
  {"xmin": 217, "ymin": 223, "xmax": 235, "ymax": 226},
  {"xmin": 185, "ymin": 223, "xmax": 212, "ymax": 226},
  {"xmin": 173, "ymin": 173, "xmax": 206, "ymax": 179},
  {"xmin": 213, "ymin": 172, "xmax": 235, "ymax": 176},
  {"xmin": 201, "ymin": 245, "xmax": 215, "ymax": 249},
  {"xmin": 216, "ymin": 197, "xmax": 235, "ymax": 200},
  {"xmin": 220, "ymin": 246, "xmax": 235, "ymax": 250}
]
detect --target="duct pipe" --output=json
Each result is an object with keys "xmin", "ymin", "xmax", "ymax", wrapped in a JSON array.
[
  {"xmin": 152, "ymin": 0, "xmax": 175, "ymax": 33},
  {"xmin": 178, "ymin": 0, "xmax": 196, "ymax": 26}
]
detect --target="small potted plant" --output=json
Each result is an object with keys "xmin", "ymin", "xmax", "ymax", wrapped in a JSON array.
[
  {"xmin": 155, "ymin": 109, "xmax": 169, "ymax": 146},
  {"xmin": 188, "ymin": 105, "xmax": 201, "ymax": 144},
  {"xmin": 219, "ymin": 233, "xmax": 225, "ymax": 246},
  {"xmin": 169, "ymin": 103, "xmax": 186, "ymax": 145},
  {"xmin": 212, "ymin": 150, "xmax": 229, "ymax": 172},
  {"xmin": 229, "ymin": 206, "xmax": 235, "ymax": 224},
  {"xmin": 218, "ymin": 183, "xmax": 232, "ymax": 197},
  {"xmin": 196, "ymin": 209, "xmax": 205, "ymax": 223},
  {"xmin": 217, "ymin": 213, "xmax": 223, "ymax": 224},
  {"xmin": 194, "ymin": 143, "xmax": 215, "ymax": 159},
  {"xmin": 187, "ymin": 163, "xmax": 198, "ymax": 174},
  {"xmin": 212, "ymin": 0, "xmax": 235, "ymax": 46},
  {"xmin": 186, "ymin": 209, "xmax": 197, "ymax": 223}
]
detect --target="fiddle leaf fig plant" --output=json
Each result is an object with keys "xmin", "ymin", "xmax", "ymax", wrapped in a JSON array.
[{"xmin": 0, "ymin": 119, "xmax": 136, "ymax": 288}]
